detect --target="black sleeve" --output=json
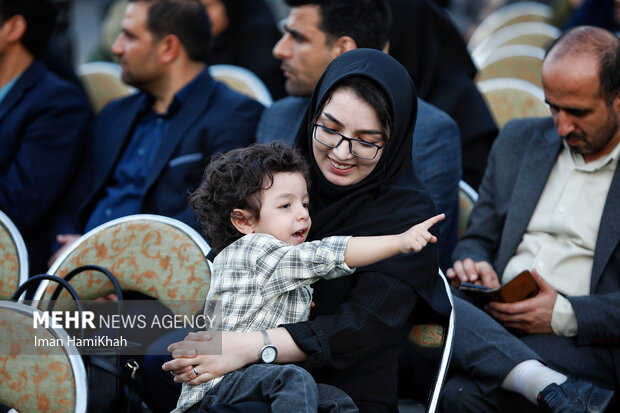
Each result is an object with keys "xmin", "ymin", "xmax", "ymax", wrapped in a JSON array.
[{"xmin": 283, "ymin": 271, "xmax": 418, "ymax": 370}]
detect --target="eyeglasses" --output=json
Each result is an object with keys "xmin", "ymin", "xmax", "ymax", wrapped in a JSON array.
[{"xmin": 312, "ymin": 123, "xmax": 384, "ymax": 160}]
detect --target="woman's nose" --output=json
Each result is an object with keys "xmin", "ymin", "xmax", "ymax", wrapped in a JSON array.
[{"xmin": 331, "ymin": 139, "xmax": 351, "ymax": 159}]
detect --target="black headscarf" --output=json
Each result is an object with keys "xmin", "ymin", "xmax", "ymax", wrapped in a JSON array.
[
  {"xmin": 208, "ymin": 0, "xmax": 286, "ymax": 99},
  {"xmin": 294, "ymin": 48, "xmax": 451, "ymax": 319},
  {"xmin": 388, "ymin": 0, "xmax": 498, "ymax": 189}
]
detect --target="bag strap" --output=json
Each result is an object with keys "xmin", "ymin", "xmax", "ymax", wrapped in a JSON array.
[
  {"xmin": 50, "ymin": 264, "xmax": 124, "ymax": 301},
  {"xmin": 11, "ymin": 274, "xmax": 84, "ymax": 314}
]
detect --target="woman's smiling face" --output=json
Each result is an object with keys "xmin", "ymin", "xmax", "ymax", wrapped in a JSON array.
[{"xmin": 312, "ymin": 87, "xmax": 385, "ymax": 186}]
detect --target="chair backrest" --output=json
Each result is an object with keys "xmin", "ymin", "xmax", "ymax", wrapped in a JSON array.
[
  {"xmin": 209, "ymin": 64, "xmax": 273, "ymax": 107},
  {"xmin": 77, "ymin": 62, "xmax": 135, "ymax": 113},
  {"xmin": 468, "ymin": 2, "xmax": 552, "ymax": 51},
  {"xmin": 34, "ymin": 215, "xmax": 211, "ymax": 315},
  {"xmin": 0, "ymin": 300, "xmax": 87, "ymax": 413},
  {"xmin": 475, "ymin": 45, "xmax": 545, "ymax": 88},
  {"xmin": 457, "ymin": 180, "xmax": 479, "ymax": 239},
  {"xmin": 0, "ymin": 210, "xmax": 28, "ymax": 299},
  {"xmin": 471, "ymin": 22, "xmax": 560, "ymax": 68},
  {"xmin": 477, "ymin": 77, "xmax": 550, "ymax": 129}
]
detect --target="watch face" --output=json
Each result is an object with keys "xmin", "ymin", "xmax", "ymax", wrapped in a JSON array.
[{"xmin": 261, "ymin": 345, "xmax": 277, "ymax": 363}]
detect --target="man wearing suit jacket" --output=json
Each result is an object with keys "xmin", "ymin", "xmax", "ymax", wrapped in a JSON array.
[
  {"xmin": 257, "ymin": 0, "xmax": 462, "ymax": 271},
  {"xmin": 442, "ymin": 26, "xmax": 620, "ymax": 412},
  {"xmin": 0, "ymin": 0, "xmax": 92, "ymax": 274},
  {"xmin": 53, "ymin": 0, "xmax": 264, "ymax": 259}
]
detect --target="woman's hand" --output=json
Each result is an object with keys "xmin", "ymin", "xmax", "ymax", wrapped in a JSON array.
[{"xmin": 162, "ymin": 330, "xmax": 263, "ymax": 385}]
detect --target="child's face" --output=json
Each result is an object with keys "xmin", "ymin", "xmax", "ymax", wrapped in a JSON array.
[{"xmin": 253, "ymin": 172, "xmax": 311, "ymax": 245}]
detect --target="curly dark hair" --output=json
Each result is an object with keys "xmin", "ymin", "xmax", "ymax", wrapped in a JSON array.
[{"xmin": 190, "ymin": 143, "xmax": 310, "ymax": 251}]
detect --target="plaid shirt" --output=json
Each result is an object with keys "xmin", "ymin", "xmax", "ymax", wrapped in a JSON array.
[{"xmin": 174, "ymin": 233, "xmax": 353, "ymax": 412}]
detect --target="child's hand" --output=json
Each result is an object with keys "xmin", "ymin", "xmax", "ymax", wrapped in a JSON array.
[{"xmin": 399, "ymin": 213, "xmax": 444, "ymax": 254}]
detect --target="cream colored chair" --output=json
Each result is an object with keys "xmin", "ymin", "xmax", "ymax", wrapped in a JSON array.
[
  {"xmin": 475, "ymin": 45, "xmax": 545, "ymax": 88},
  {"xmin": 34, "ymin": 214, "xmax": 211, "ymax": 317},
  {"xmin": 0, "ymin": 210, "xmax": 28, "ymax": 299},
  {"xmin": 0, "ymin": 300, "xmax": 88, "ymax": 413},
  {"xmin": 209, "ymin": 64, "xmax": 273, "ymax": 107},
  {"xmin": 471, "ymin": 22, "xmax": 560, "ymax": 68},
  {"xmin": 77, "ymin": 62, "xmax": 135, "ymax": 113},
  {"xmin": 468, "ymin": 2, "xmax": 552, "ymax": 51},
  {"xmin": 457, "ymin": 180, "xmax": 479, "ymax": 239},
  {"xmin": 478, "ymin": 77, "xmax": 550, "ymax": 129}
]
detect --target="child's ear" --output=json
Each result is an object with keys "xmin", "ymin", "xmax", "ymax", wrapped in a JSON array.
[{"xmin": 231, "ymin": 209, "xmax": 256, "ymax": 235}]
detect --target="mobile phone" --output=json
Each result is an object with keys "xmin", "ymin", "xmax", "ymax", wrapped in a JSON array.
[{"xmin": 459, "ymin": 282, "xmax": 492, "ymax": 291}]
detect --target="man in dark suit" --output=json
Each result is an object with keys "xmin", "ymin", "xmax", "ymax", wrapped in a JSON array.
[
  {"xmin": 0, "ymin": 0, "xmax": 92, "ymax": 274},
  {"xmin": 53, "ymin": 0, "xmax": 264, "ymax": 260},
  {"xmin": 442, "ymin": 26, "xmax": 620, "ymax": 412}
]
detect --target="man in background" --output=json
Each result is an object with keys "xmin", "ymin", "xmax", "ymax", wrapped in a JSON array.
[{"xmin": 0, "ymin": 0, "xmax": 92, "ymax": 274}]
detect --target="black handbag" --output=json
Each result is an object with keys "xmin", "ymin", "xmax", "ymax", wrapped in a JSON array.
[{"xmin": 12, "ymin": 266, "xmax": 164, "ymax": 413}]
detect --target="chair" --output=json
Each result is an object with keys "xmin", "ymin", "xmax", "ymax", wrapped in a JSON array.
[
  {"xmin": 209, "ymin": 64, "xmax": 273, "ymax": 107},
  {"xmin": 475, "ymin": 45, "xmax": 545, "ymax": 88},
  {"xmin": 408, "ymin": 270, "xmax": 455, "ymax": 413},
  {"xmin": 471, "ymin": 22, "xmax": 560, "ymax": 68},
  {"xmin": 0, "ymin": 300, "xmax": 87, "ymax": 413},
  {"xmin": 76, "ymin": 62, "xmax": 135, "ymax": 113},
  {"xmin": 457, "ymin": 180, "xmax": 479, "ymax": 239},
  {"xmin": 477, "ymin": 77, "xmax": 550, "ymax": 129},
  {"xmin": 33, "ymin": 214, "xmax": 212, "ymax": 317},
  {"xmin": 468, "ymin": 2, "xmax": 552, "ymax": 51},
  {"xmin": 0, "ymin": 210, "xmax": 28, "ymax": 300}
]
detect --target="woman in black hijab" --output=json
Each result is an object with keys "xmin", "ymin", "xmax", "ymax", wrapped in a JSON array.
[
  {"xmin": 165, "ymin": 49, "xmax": 451, "ymax": 412},
  {"xmin": 388, "ymin": 0, "xmax": 498, "ymax": 189},
  {"xmin": 204, "ymin": 0, "xmax": 286, "ymax": 100}
]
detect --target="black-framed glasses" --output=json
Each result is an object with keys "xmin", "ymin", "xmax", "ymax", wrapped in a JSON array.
[{"xmin": 312, "ymin": 123, "xmax": 384, "ymax": 160}]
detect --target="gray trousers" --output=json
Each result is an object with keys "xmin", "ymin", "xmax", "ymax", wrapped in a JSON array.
[
  {"xmin": 188, "ymin": 364, "xmax": 358, "ymax": 413},
  {"xmin": 439, "ymin": 296, "xmax": 617, "ymax": 412}
]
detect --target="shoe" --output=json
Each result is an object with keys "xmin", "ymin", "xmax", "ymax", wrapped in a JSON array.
[{"xmin": 537, "ymin": 378, "xmax": 614, "ymax": 413}]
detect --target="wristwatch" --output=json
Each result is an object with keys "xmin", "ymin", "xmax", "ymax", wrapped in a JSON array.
[{"xmin": 259, "ymin": 330, "xmax": 278, "ymax": 363}]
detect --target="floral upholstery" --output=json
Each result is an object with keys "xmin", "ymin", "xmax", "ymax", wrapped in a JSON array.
[
  {"xmin": 458, "ymin": 189, "xmax": 476, "ymax": 239},
  {"xmin": 409, "ymin": 324, "xmax": 445, "ymax": 349},
  {"xmin": 481, "ymin": 87, "xmax": 550, "ymax": 128},
  {"xmin": 0, "ymin": 305, "xmax": 81, "ymax": 413},
  {"xmin": 44, "ymin": 217, "xmax": 211, "ymax": 316},
  {"xmin": 79, "ymin": 71, "xmax": 133, "ymax": 114},
  {"xmin": 0, "ymin": 213, "xmax": 25, "ymax": 300},
  {"xmin": 476, "ymin": 55, "xmax": 544, "ymax": 88}
]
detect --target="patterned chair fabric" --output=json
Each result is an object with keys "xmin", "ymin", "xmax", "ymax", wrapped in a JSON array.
[
  {"xmin": 209, "ymin": 64, "xmax": 273, "ymax": 107},
  {"xmin": 477, "ymin": 77, "xmax": 551, "ymax": 129},
  {"xmin": 475, "ymin": 45, "xmax": 545, "ymax": 88},
  {"xmin": 36, "ymin": 215, "xmax": 211, "ymax": 316},
  {"xmin": 470, "ymin": 22, "xmax": 560, "ymax": 68},
  {"xmin": 0, "ymin": 210, "xmax": 28, "ymax": 300},
  {"xmin": 457, "ymin": 180, "xmax": 479, "ymax": 240},
  {"xmin": 77, "ymin": 62, "xmax": 135, "ymax": 114},
  {"xmin": 0, "ymin": 301, "xmax": 87, "ymax": 413},
  {"xmin": 468, "ymin": 1, "xmax": 552, "ymax": 52}
]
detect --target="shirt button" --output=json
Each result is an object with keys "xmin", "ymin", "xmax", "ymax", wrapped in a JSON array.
[
  {"xmin": 156, "ymin": 118, "xmax": 163, "ymax": 125},
  {"xmin": 137, "ymin": 148, "xmax": 145, "ymax": 156},
  {"xmin": 104, "ymin": 208, "xmax": 112, "ymax": 217},
  {"xmin": 538, "ymin": 260, "xmax": 544, "ymax": 268},
  {"xmin": 558, "ymin": 206, "xmax": 566, "ymax": 213}
]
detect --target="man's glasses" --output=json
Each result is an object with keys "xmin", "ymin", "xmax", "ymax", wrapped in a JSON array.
[{"xmin": 312, "ymin": 123, "xmax": 384, "ymax": 160}]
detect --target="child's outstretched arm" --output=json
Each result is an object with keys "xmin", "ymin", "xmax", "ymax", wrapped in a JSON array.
[{"xmin": 344, "ymin": 213, "xmax": 444, "ymax": 268}]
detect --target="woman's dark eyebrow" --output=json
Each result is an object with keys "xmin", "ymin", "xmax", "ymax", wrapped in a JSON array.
[{"xmin": 322, "ymin": 112, "xmax": 382, "ymax": 135}]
